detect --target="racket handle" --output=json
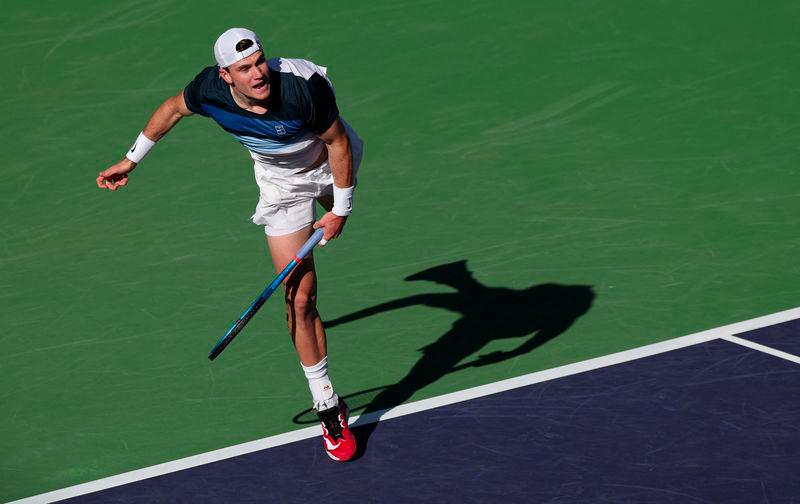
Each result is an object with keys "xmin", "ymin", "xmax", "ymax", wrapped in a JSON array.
[{"xmin": 296, "ymin": 228, "xmax": 325, "ymax": 260}]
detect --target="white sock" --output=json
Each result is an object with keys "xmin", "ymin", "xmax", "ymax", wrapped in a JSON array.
[{"xmin": 301, "ymin": 356, "xmax": 339, "ymax": 411}]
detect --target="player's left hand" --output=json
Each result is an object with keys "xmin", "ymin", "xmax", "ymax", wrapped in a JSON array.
[{"xmin": 313, "ymin": 212, "xmax": 348, "ymax": 246}]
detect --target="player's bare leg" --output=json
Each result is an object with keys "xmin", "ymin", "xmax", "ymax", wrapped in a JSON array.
[
  {"xmin": 266, "ymin": 225, "xmax": 356, "ymax": 461},
  {"xmin": 266, "ymin": 226, "xmax": 326, "ymax": 366}
]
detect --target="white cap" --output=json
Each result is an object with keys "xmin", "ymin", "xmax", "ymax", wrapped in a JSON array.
[{"xmin": 213, "ymin": 28, "xmax": 263, "ymax": 67}]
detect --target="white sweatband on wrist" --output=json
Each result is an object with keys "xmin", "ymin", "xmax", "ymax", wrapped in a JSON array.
[
  {"xmin": 125, "ymin": 132, "xmax": 156, "ymax": 164},
  {"xmin": 331, "ymin": 185, "xmax": 354, "ymax": 217}
]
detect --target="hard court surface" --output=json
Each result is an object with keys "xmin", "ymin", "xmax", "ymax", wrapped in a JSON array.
[{"xmin": 2, "ymin": 1, "xmax": 799, "ymax": 502}]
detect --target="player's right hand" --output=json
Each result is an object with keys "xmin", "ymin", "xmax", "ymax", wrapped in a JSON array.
[{"xmin": 96, "ymin": 159, "xmax": 137, "ymax": 191}]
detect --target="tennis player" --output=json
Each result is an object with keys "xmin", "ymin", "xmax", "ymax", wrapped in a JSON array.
[{"xmin": 96, "ymin": 28, "xmax": 361, "ymax": 462}]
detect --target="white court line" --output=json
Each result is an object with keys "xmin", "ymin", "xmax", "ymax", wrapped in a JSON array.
[
  {"xmin": 720, "ymin": 334, "xmax": 800, "ymax": 364},
  {"xmin": 10, "ymin": 305, "xmax": 800, "ymax": 504}
]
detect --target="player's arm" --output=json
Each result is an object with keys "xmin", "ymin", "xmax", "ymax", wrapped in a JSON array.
[
  {"xmin": 313, "ymin": 118, "xmax": 353, "ymax": 243},
  {"xmin": 96, "ymin": 91, "xmax": 194, "ymax": 191},
  {"xmin": 321, "ymin": 118, "xmax": 354, "ymax": 189}
]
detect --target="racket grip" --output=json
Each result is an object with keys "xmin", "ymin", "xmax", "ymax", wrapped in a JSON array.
[{"xmin": 296, "ymin": 228, "xmax": 325, "ymax": 260}]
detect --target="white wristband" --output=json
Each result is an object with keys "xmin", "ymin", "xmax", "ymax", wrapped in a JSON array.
[
  {"xmin": 125, "ymin": 132, "xmax": 156, "ymax": 164},
  {"xmin": 331, "ymin": 185, "xmax": 354, "ymax": 217}
]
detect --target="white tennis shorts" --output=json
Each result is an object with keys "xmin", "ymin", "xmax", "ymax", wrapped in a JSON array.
[{"xmin": 250, "ymin": 120, "xmax": 364, "ymax": 236}]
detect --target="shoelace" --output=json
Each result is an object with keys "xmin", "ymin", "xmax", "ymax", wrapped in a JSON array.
[{"xmin": 319, "ymin": 409, "xmax": 345, "ymax": 441}]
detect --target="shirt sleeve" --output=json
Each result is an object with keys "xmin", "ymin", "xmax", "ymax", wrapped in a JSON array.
[
  {"xmin": 304, "ymin": 73, "xmax": 340, "ymax": 135},
  {"xmin": 183, "ymin": 66, "xmax": 217, "ymax": 117}
]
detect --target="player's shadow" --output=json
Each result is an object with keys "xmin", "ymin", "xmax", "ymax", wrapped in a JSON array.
[{"xmin": 295, "ymin": 260, "xmax": 594, "ymax": 459}]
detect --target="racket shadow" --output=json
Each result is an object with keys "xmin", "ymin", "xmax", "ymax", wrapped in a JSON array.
[{"xmin": 296, "ymin": 259, "xmax": 595, "ymax": 460}]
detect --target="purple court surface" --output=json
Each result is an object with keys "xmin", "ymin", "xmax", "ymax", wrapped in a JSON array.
[
  {"xmin": 59, "ymin": 324, "xmax": 800, "ymax": 504},
  {"xmin": 737, "ymin": 318, "xmax": 800, "ymax": 357}
]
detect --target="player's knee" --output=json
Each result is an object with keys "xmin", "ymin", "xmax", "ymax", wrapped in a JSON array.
[{"xmin": 285, "ymin": 290, "xmax": 318, "ymax": 320}]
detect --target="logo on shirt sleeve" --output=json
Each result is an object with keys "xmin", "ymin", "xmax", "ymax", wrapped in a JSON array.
[{"xmin": 275, "ymin": 124, "xmax": 286, "ymax": 135}]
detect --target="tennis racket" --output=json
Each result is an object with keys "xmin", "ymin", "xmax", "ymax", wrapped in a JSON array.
[{"xmin": 208, "ymin": 228, "xmax": 325, "ymax": 360}]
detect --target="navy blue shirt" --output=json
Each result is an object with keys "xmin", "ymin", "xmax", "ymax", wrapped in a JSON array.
[{"xmin": 183, "ymin": 58, "xmax": 339, "ymax": 164}]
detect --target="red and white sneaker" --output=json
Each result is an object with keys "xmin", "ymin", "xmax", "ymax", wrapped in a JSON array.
[{"xmin": 316, "ymin": 399, "xmax": 357, "ymax": 461}]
